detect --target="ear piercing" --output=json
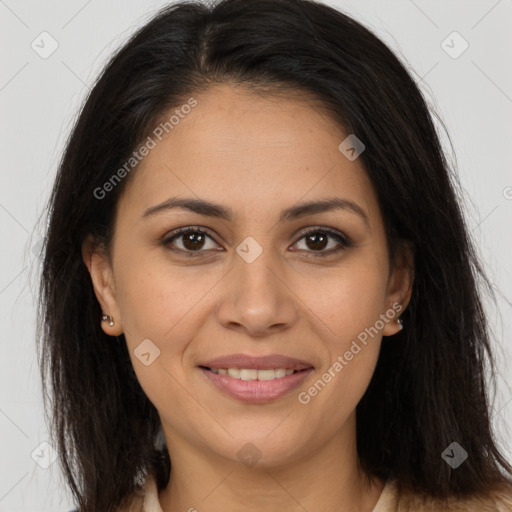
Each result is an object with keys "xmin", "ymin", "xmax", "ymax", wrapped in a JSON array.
[
  {"xmin": 102, "ymin": 314, "xmax": 115, "ymax": 327},
  {"xmin": 102, "ymin": 314, "xmax": 402, "ymax": 330}
]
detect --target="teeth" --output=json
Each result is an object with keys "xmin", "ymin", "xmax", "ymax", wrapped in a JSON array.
[
  {"xmin": 240, "ymin": 369, "xmax": 258, "ymax": 380},
  {"xmin": 209, "ymin": 368, "xmax": 296, "ymax": 380},
  {"xmin": 227, "ymin": 368, "xmax": 240, "ymax": 379},
  {"xmin": 257, "ymin": 369, "xmax": 279, "ymax": 381}
]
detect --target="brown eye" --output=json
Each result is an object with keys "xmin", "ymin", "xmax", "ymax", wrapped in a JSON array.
[
  {"xmin": 292, "ymin": 228, "xmax": 353, "ymax": 257},
  {"xmin": 162, "ymin": 226, "xmax": 352, "ymax": 258},
  {"xmin": 162, "ymin": 227, "xmax": 219, "ymax": 256}
]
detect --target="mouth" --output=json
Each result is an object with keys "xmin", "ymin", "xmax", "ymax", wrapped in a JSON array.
[{"xmin": 197, "ymin": 354, "xmax": 314, "ymax": 403}]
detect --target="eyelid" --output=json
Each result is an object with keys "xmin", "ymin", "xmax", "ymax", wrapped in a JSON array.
[{"xmin": 293, "ymin": 225, "xmax": 352, "ymax": 243}]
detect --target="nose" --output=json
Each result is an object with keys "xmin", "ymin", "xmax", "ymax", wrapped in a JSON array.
[{"xmin": 215, "ymin": 246, "xmax": 299, "ymax": 338}]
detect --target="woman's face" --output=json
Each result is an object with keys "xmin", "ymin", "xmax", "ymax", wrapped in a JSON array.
[{"xmin": 85, "ymin": 83, "xmax": 412, "ymax": 467}]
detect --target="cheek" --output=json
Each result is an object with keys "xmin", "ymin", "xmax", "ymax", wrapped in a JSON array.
[
  {"xmin": 300, "ymin": 324, "xmax": 383, "ymax": 432},
  {"xmin": 113, "ymin": 249, "xmax": 219, "ymax": 342},
  {"xmin": 308, "ymin": 258, "xmax": 389, "ymax": 337},
  {"xmin": 298, "ymin": 258, "xmax": 387, "ymax": 413},
  {"xmin": 114, "ymin": 258, "xmax": 207, "ymax": 421}
]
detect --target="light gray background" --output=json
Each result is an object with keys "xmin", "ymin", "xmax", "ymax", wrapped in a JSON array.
[{"xmin": 1, "ymin": 0, "xmax": 511, "ymax": 510}]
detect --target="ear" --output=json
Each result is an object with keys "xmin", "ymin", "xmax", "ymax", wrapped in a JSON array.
[
  {"xmin": 82, "ymin": 235, "xmax": 124, "ymax": 336},
  {"xmin": 382, "ymin": 239, "xmax": 414, "ymax": 337}
]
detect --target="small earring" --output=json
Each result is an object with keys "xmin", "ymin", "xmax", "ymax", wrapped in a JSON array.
[
  {"xmin": 397, "ymin": 317, "xmax": 403, "ymax": 330},
  {"xmin": 102, "ymin": 314, "xmax": 115, "ymax": 327}
]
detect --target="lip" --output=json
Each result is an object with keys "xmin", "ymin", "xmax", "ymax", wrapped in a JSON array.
[
  {"xmin": 199, "ymin": 366, "xmax": 314, "ymax": 404},
  {"xmin": 198, "ymin": 353, "xmax": 314, "ymax": 371}
]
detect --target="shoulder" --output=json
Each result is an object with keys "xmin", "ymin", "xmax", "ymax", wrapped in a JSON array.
[
  {"xmin": 66, "ymin": 486, "xmax": 146, "ymax": 512},
  {"xmin": 393, "ymin": 481, "xmax": 512, "ymax": 512}
]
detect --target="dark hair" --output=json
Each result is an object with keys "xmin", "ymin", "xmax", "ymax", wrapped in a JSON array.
[{"xmin": 37, "ymin": 0, "xmax": 512, "ymax": 510}]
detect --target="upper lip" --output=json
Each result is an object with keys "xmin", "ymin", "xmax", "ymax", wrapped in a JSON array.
[{"xmin": 199, "ymin": 353, "xmax": 314, "ymax": 371}]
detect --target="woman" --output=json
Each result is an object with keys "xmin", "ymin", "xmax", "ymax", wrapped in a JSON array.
[{"xmin": 38, "ymin": 0, "xmax": 512, "ymax": 510}]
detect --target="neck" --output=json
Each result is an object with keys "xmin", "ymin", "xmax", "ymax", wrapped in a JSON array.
[{"xmin": 158, "ymin": 413, "xmax": 385, "ymax": 512}]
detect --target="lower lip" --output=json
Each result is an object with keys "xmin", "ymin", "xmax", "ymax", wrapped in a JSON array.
[{"xmin": 199, "ymin": 367, "xmax": 314, "ymax": 404}]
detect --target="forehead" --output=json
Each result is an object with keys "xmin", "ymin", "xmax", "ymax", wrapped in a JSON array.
[{"xmin": 118, "ymin": 83, "xmax": 380, "ymax": 225}]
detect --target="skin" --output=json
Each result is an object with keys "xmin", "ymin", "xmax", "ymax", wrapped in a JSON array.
[{"xmin": 83, "ymin": 83, "xmax": 413, "ymax": 512}]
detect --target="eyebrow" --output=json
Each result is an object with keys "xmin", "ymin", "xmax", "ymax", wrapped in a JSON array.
[{"xmin": 142, "ymin": 196, "xmax": 369, "ymax": 226}]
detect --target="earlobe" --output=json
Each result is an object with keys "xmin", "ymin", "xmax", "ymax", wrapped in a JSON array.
[
  {"xmin": 81, "ymin": 235, "xmax": 124, "ymax": 336},
  {"xmin": 382, "ymin": 240, "xmax": 414, "ymax": 337},
  {"xmin": 382, "ymin": 308, "xmax": 405, "ymax": 337}
]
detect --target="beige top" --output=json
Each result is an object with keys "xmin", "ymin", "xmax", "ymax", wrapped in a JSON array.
[{"xmin": 128, "ymin": 473, "xmax": 512, "ymax": 512}]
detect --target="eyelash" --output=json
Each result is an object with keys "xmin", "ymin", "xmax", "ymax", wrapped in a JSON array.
[{"xmin": 161, "ymin": 226, "xmax": 353, "ymax": 258}]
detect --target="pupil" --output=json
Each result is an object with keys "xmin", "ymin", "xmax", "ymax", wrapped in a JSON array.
[
  {"xmin": 307, "ymin": 232, "xmax": 327, "ymax": 251},
  {"xmin": 183, "ymin": 232, "xmax": 204, "ymax": 251}
]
